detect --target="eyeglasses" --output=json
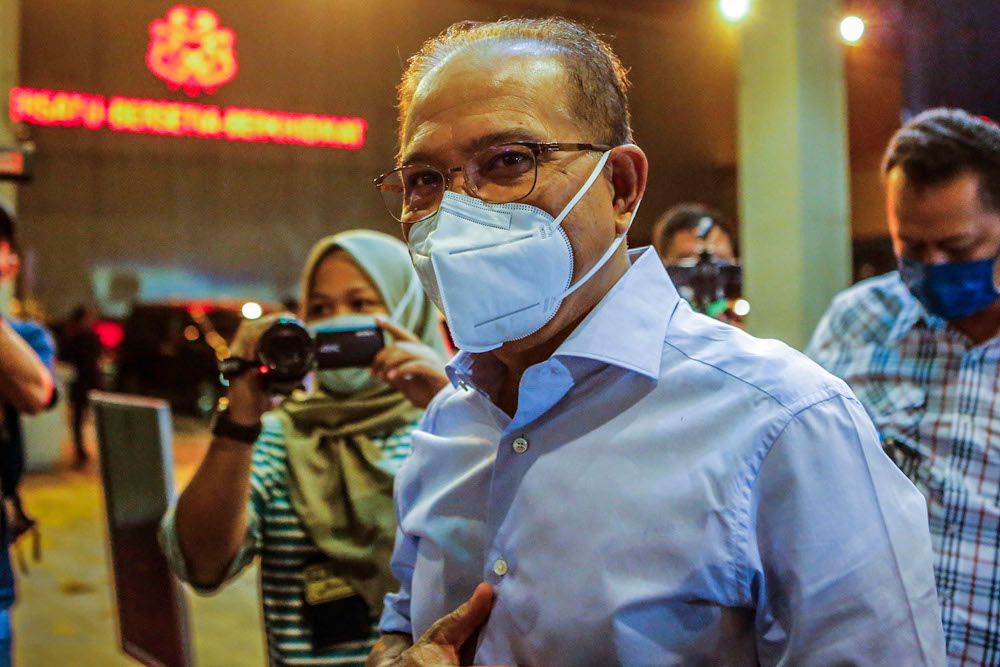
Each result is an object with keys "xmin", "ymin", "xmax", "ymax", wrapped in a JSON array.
[{"xmin": 373, "ymin": 142, "xmax": 612, "ymax": 224}]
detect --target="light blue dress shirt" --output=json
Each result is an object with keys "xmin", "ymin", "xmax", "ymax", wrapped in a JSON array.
[{"xmin": 379, "ymin": 248, "xmax": 946, "ymax": 666}]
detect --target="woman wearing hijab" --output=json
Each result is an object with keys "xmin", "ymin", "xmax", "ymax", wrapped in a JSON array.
[{"xmin": 160, "ymin": 230, "xmax": 450, "ymax": 666}]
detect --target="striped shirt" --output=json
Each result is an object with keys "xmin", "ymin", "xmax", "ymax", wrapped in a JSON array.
[
  {"xmin": 161, "ymin": 410, "xmax": 414, "ymax": 666},
  {"xmin": 807, "ymin": 271, "xmax": 1000, "ymax": 666}
]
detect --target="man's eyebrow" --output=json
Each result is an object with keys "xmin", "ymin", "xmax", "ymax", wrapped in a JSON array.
[
  {"xmin": 464, "ymin": 129, "xmax": 547, "ymax": 154},
  {"xmin": 400, "ymin": 129, "xmax": 548, "ymax": 167},
  {"xmin": 899, "ymin": 232, "xmax": 975, "ymax": 247}
]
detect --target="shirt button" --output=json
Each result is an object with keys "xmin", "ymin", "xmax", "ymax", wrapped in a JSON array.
[
  {"xmin": 493, "ymin": 558, "xmax": 509, "ymax": 576},
  {"xmin": 512, "ymin": 437, "xmax": 529, "ymax": 454}
]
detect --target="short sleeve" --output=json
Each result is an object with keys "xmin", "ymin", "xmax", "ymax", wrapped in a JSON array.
[
  {"xmin": 157, "ymin": 414, "xmax": 286, "ymax": 594},
  {"xmin": 158, "ymin": 501, "xmax": 261, "ymax": 595},
  {"xmin": 750, "ymin": 394, "xmax": 946, "ymax": 665},
  {"xmin": 11, "ymin": 321, "xmax": 56, "ymax": 373}
]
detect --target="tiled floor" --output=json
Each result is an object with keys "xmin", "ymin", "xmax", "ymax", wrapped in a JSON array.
[{"xmin": 12, "ymin": 415, "xmax": 266, "ymax": 666}]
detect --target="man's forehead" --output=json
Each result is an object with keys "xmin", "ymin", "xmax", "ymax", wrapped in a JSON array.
[
  {"xmin": 889, "ymin": 168, "xmax": 984, "ymax": 214},
  {"xmin": 887, "ymin": 167, "xmax": 1000, "ymax": 241},
  {"xmin": 400, "ymin": 47, "xmax": 577, "ymax": 161},
  {"xmin": 414, "ymin": 40, "xmax": 567, "ymax": 102}
]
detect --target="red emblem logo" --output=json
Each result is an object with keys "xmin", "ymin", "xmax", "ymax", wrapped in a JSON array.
[{"xmin": 146, "ymin": 5, "xmax": 237, "ymax": 96}]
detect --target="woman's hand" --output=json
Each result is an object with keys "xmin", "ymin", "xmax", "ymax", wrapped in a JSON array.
[{"xmin": 371, "ymin": 316, "xmax": 450, "ymax": 408}]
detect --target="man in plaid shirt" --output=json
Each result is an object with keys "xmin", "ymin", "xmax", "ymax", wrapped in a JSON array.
[{"xmin": 808, "ymin": 108, "xmax": 1000, "ymax": 665}]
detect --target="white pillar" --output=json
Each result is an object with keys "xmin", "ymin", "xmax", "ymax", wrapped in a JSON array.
[{"xmin": 737, "ymin": 0, "xmax": 852, "ymax": 350}]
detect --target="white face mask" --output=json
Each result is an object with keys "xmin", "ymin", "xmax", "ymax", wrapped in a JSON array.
[
  {"xmin": 315, "ymin": 365, "xmax": 384, "ymax": 396},
  {"xmin": 408, "ymin": 150, "xmax": 639, "ymax": 352},
  {"xmin": 307, "ymin": 314, "xmax": 387, "ymax": 396}
]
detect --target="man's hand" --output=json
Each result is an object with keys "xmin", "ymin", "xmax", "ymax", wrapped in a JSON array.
[
  {"xmin": 372, "ymin": 316, "xmax": 449, "ymax": 408},
  {"xmin": 368, "ymin": 583, "xmax": 508, "ymax": 667}
]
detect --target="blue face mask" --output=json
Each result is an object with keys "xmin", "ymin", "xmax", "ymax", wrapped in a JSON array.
[{"xmin": 898, "ymin": 255, "xmax": 1000, "ymax": 320}]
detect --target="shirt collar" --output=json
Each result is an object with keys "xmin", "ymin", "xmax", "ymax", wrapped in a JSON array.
[
  {"xmin": 446, "ymin": 247, "xmax": 676, "ymax": 391},
  {"xmin": 886, "ymin": 292, "xmax": 924, "ymax": 344},
  {"xmin": 552, "ymin": 247, "xmax": 674, "ymax": 378}
]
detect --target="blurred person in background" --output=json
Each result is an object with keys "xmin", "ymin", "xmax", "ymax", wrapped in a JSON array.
[
  {"xmin": 0, "ymin": 201, "xmax": 55, "ymax": 666},
  {"xmin": 160, "ymin": 230, "xmax": 450, "ymax": 666},
  {"xmin": 652, "ymin": 203, "xmax": 745, "ymax": 326},
  {"xmin": 651, "ymin": 202, "xmax": 736, "ymax": 265},
  {"xmin": 60, "ymin": 304, "xmax": 101, "ymax": 466},
  {"xmin": 808, "ymin": 108, "xmax": 1000, "ymax": 665},
  {"xmin": 367, "ymin": 17, "xmax": 943, "ymax": 666}
]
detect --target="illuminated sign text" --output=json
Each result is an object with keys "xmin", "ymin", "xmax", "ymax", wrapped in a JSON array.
[
  {"xmin": 147, "ymin": 6, "xmax": 237, "ymax": 95},
  {"xmin": 9, "ymin": 87, "xmax": 367, "ymax": 149}
]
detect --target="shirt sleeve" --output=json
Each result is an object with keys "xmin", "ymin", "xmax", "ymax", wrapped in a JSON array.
[
  {"xmin": 157, "ymin": 501, "xmax": 261, "ymax": 595},
  {"xmin": 378, "ymin": 399, "xmax": 448, "ymax": 637},
  {"xmin": 378, "ymin": 526, "xmax": 418, "ymax": 637},
  {"xmin": 749, "ymin": 394, "xmax": 946, "ymax": 665},
  {"xmin": 157, "ymin": 417, "xmax": 285, "ymax": 594}
]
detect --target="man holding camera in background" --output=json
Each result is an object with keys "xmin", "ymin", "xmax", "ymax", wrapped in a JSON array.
[
  {"xmin": 808, "ymin": 108, "xmax": 1000, "ymax": 665},
  {"xmin": 652, "ymin": 202, "xmax": 737, "ymax": 266},
  {"xmin": 161, "ymin": 231, "xmax": 450, "ymax": 666},
  {"xmin": 652, "ymin": 203, "xmax": 745, "ymax": 325},
  {"xmin": 0, "ymin": 202, "xmax": 55, "ymax": 666}
]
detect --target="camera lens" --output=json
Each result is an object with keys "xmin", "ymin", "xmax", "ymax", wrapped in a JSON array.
[{"xmin": 257, "ymin": 319, "xmax": 315, "ymax": 385}]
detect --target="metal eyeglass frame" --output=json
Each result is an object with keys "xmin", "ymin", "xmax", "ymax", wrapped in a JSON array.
[{"xmin": 373, "ymin": 141, "xmax": 613, "ymax": 223}]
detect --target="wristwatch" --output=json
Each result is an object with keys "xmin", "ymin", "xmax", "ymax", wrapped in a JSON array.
[{"xmin": 210, "ymin": 404, "xmax": 262, "ymax": 444}]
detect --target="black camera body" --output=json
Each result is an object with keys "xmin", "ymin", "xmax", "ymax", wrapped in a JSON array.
[
  {"xmin": 666, "ymin": 249, "xmax": 743, "ymax": 315},
  {"xmin": 256, "ymin": 318, "xmax": 385, "ymax": 391}
]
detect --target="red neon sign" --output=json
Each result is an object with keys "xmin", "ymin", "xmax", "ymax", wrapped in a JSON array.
[
  {"xmin": 9, "ymin": 87, "xmax": 367, "ymax": 149},
  {"xmin": 147, "ymin": 5, "xmax": 237, "ymax": 96}
]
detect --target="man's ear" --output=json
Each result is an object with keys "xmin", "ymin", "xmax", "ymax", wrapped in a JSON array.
[{"xmin": 608, "ymin": 145, "xmax": 648, "ymax": 236}]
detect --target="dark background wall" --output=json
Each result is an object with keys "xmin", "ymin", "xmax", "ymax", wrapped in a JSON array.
[
  {"xmin": 902, "ymin": 0, "xmax": 1000, "ymax": 120},
  {"xmin": 14, "ymin": 0, "xmax": 741, "ymax": 317},
  {"xmin": 14, "ymin": 0, "xmax": 925, "ymax": 316}
]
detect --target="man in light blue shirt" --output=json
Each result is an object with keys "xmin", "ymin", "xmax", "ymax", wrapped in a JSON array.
[{"xmin": 367, "ymin": 17, "xmax": 945, "ymax": 666}]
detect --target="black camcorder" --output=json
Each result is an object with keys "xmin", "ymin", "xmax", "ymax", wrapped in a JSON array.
[
  {"xmin": 666, "ymin": 254, "xmax": 743, "ymax": 315},
  {"xmin": 220, "ymin": 317, "xmax": 385, "ymax": 393},
  {"xmin": 663, "ymin": 213, "xmax": 744, "ymax": 318}
]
